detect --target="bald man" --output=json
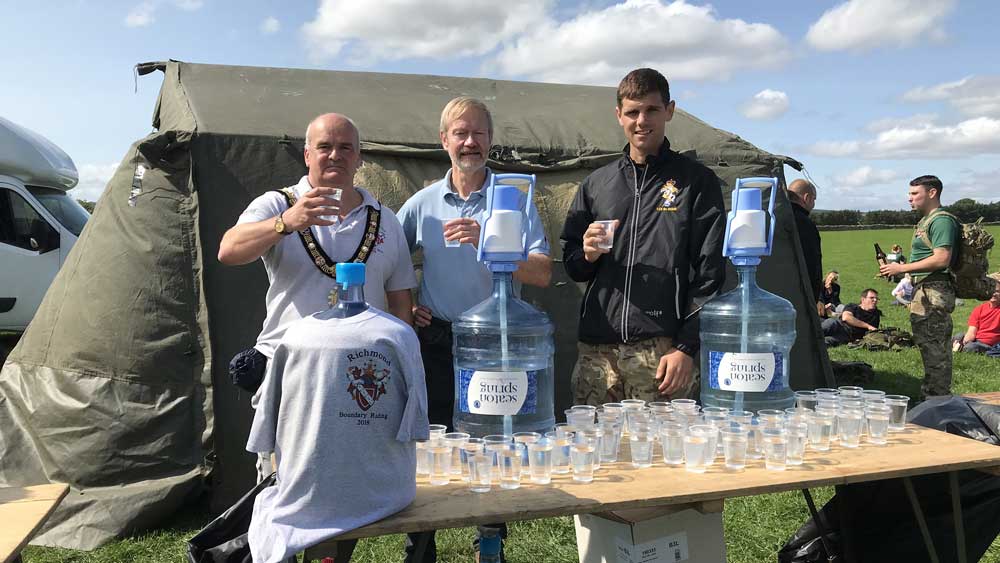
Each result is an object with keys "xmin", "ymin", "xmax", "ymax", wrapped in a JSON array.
[
  {"xmin": 787, "ymin": 179, "xmax": 823, "ymax": 308},
  {"xmin": 219, "ymin": 112, "xmax": 417, "ymax": 396}
]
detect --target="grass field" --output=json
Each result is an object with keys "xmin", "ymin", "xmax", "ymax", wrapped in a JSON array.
[{"xmin": 19, "ymin": 226, "xmax": 1000, "ymax": 563}]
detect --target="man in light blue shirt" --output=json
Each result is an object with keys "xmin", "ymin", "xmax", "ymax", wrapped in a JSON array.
[{"xmin": 397, "ymin": 96, "xmax": 550, "ymax": 563}]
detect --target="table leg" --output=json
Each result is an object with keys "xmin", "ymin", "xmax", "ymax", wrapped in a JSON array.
[
  {"xmin": 800, "ymin": 489, "xmax": 838, "ymax": 562},
  {"xmin": 412, "ymin": 530, "xmax": 431, "ymax": 562},
  {"xmin": 902, "ymin": 476, "xmax": 940, "ymax": 563},
  {"xmin": 834, "ymin": 485, "xmax": 857, "ymax": 563},
  {"xmin": 948, "ymin": 471, "xmax": 968, "ymax": 563}
]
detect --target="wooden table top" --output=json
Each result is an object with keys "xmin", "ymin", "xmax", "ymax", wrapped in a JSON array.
[
  {"xmin": 333, "ymin": 424, "xmax": 1000, "ymax": 540},
  {"xmin": 0, "ymin": 483, "xmax": 69, "ymax": 563}
]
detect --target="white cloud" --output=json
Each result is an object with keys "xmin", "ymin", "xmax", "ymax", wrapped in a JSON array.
[
  {"xmin": 740, "ymin": 89, "xmax": 789, "ymax": 120},
  {"xmin": 172, "ymin": 0, "xmax": 203, "ymax": 10},
  {"xmin": 302, "ymin": 0, "xmax": 549, "ymax": 63},
  {"xmin": 902, "ymin": 75, "xmax": 1000, "ymax": 117},
  {"xmin": 865, "ymin": 113, "xmax": 938, "ymax": 133},
  {"xmin": 260, "ymin": 16, "xmax": 280, "ymax": 35},
  {"xmin": 833, "ymin": 166, "xmax": 899, "ymax": 188},
  {"xmin": 490, "ymin": 0, "xmax": 791, "ymax": 84},
  {"xmin": 949, "ymin": 168, "xmax": 1000, "ymax": 203},
  {"xmin": 805, "ymin": 0, "xmax": 955, "ymax": 52},
  {"xmin": 805, "ymin": 115, "xmax": 1000, "ymax": 159},
  {"xmin": 125, "ymin": 2, "xmax": 156, "ymax": 27},
  {"xmin": 71, "ymin": 162, "xmax": 119, "ymax": 202}
]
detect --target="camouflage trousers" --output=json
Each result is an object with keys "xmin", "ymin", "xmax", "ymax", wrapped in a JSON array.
[
  {"xmin": 571, "ymin": 337, "xmax": 699, "ymax": 406},
  {"xmin": 909, "ymin": 281, "xmax": 956, "ymax": 399}
]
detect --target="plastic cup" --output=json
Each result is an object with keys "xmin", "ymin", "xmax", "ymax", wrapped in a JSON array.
[
  {"xmin": 483, "ymin": 434, "xmax": 513, "ymax": 479},
  {"xmin": 460, "ymin": 439, "xmax": 485, "ymax": 482},
  {"xmin": 513, "ymin": 432, "xmax": 541, "ymax": 476},
  {"xmin": 428, "ymin": 443, "xmax": 452, "ymax": 486},
  {"xmin": 659, "ymin": 422, "xmax": 686, "ymax": 466},
  {"xmin": 838, "ymin": 386, "xmax": 864, "ymax": 398},
  {"xmin": 601, "ymin": 402, "xmax": 625, "ymax": 419},
  {"xmin": 595, "ymin": 219, "xmax": 616, "ymax": 249},
  {"xmin": 468, "ymin": 453, "xmax": 492, "ymax": 493},
  {"xmin": 577, "ymin": 428, "xmax": 604, "ymax": 471},
  {"xmin": 683, "ymin": 426, "xmax": 712, "ymax": 473},
  {"xmin": 620, "ymin": 399, "xmax": 647, "ymax": 434},
  {"xmin": 554, "ymin": 422, "xmax": 574, "ymax": 438},
  {"xmin": 758, "ymin": 409, "xmax": 786, "ymax": 428},
  {"xmin": 565, "ymin": 408, "xmax": 596, "ymax": 429},
  {"xmin": 838, "ymin": 408, "xmax": 864, "ymax": 448},
  {"xmin": 571, "ymin": 443, "xmax": 597, "ymax": 482},
  {"xmin": 598, "ymin": 420, "xmax": 622, "ymax": 463},
  {"xmin": 747, "ymin": 418, "xmax": 764, "ymax": 459},
  {"xmin": 648, "ymin": 401, "xmax": 673, "ymax": 415},
  {"xmin": 762, "ymin": 427, "xmax": 788, "ymax": 471},
  {"xmin": 861, "ymin": 389, "xmax": 886, "ymax": 404},
  {"xmin": 721, "ymin": 425, "xmax": 748, "ymax": 471},
  {"xmin": 807, "ymin": 411, "xmax": 834, "ymax": 452},
  {"xmin": 415, "ymin": 439, "xmax": 431, "ymax": 476},
  {"xmin": 546, "ymin": 430, "xmax": 574, "ymax": 475},
  {"xmin": 702, "ymin": 406, "xmax": 730, "ymax": 417},
  {"xmin": 323, "ymin": 188, "xmax": 343, "ymax": 224},
  {"xmin": 428, "ymin": 424, "xmax": 448, "ymax": 442},
  {"xmin": 865, "ymin": 404, "xmax": 891, "ymax": 445},
  {"xmin": 815, "ymin": 388, "xmax": 840, "ymax": 398},
  {"xmin": 671, "ymin": 398, "xmax": 698, "ymax": 411},
  {"xmin": 630, "ymin": 428, "xmax": 655, "ymax": 468},
  {"xmin": 795, "ymin": 390, "xmax": 819, "ymax": 411},
  {"xmin": 498, "ymin": 443, "xmax": 524, "ymax": 489},
  {"xmin": 786, "ymin": 422, "xmax": 808, "ymax": 465},
  {"xmin": 528, "ymin": 439, "xmax": 554, "ymax": 484},
  {"xmin": 443, "ymin": 432, "xmax": 470, "ymax": 475},
  {"xmin": 885, "ymin": 395, "xmax": 910, "ymax": 431}
]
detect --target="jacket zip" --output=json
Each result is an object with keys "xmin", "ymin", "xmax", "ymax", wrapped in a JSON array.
[
  {"xmin": 621, "ymin": 161, "xmax": 648, "ymax": 343},
  {"xmin": 674, "ymin": 268, "xmax": 681, "ymax": 320},
  {"xmin": 581, "ymin": 279, "xmax": 595, "ymax": 319}
]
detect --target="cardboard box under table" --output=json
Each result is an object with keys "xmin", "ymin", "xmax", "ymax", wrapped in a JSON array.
[{"xmin": 307, "ymin": 425, "xmax": 1000, "ymax": 562}]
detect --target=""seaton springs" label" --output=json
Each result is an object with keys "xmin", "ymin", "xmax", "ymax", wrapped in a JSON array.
[
  {"xmin": 458, "ymin": 369, "xmax": 538, "ymax": 415},
  {"xmin": 707, "ymin": 351, "xmax": 783, "ymax": 393}
]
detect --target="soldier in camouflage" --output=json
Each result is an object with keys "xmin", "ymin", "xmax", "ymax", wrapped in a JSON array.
[{"xmin": 880, "ymin": 175, "xmax": 959, "ymax": 399}]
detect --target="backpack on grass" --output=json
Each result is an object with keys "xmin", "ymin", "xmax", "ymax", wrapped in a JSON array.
[
  {"xmin": 916, "ymin": 211, "xmax": 995, "ymax": 300},
  {"xmin": 847, "ymin": 327, "xmax": 914, "ymax": 352}
]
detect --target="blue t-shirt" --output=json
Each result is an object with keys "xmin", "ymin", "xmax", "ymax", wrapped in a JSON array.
[{"xmin": 397, "ymin": 169, "xmax": 550, "ymax": 322}]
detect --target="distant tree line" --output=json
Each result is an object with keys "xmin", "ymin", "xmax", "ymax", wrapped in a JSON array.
[
  {"xmin": 812, "ymin": 198, "xmax": 1000, "ymax": 226},
  {"xmin": 77, "ymin": 199, "xmax": 95, "ymax": 213}
]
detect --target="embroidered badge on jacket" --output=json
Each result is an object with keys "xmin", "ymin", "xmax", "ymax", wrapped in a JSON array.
[{"xmin": 656, "ymin": 180, "xmax": 680, "ymax": 212}]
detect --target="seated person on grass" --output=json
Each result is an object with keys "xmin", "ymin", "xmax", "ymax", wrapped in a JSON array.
[
  {"xmin": 822, "ymin": 288, "xmax": 881, "ymax": 347},
  {"xmin": 819, "ymin": 271, "xmax": 844, "ymax": 318},
  {"xmin": 892, "ymin": 274, "xmax": 914, "ymax": 306},
  {"xmin": 952, "ymin": 274, "xmax": 1000, "ymax": 354}
]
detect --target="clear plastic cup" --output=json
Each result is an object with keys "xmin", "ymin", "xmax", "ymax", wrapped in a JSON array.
[
  {"xmin": 702, "ymin": 406, "xmax": 730, "ymax": 417},
  {"xmin": 794, "ymin": 390, "xmax": 819, "ymax": 411},
  {"xmin": 483, "ymin": 434, "xmax": 513, "ymax": 480},
  {"xmin": 885, "ymin": 395, "xmax": 910, "ymax": 431},
  {"xmin": 747, "ymin": 418, "xmax": 764, "ymax": 459},
  {"xmin": 324, "ymin": 188, "xmax": 343, "ymax": 224},
  {"xmin": 428, "ymin": 424, "xmax": 448, "ymax": 442},
  {"xmin": 720, "ymin": 425, "xmax": 748, "ymax": 471},
  {"xmin": 513, "ymin": 432, "xmax": 541, "ymax": 476},
  {"xmin": 468, "ymin": 453, "xmax": 492, "ymax": 493},
  {"xmin": 838, "ymin": 386, "xmax": 864, "ymax": 398},
  {"xmin": 565, "ymin": 408, "xmax": 596, "ymax": 429},
  {"xmin": 571, "ymin": 443, "xmax": 597, "ymax": 482},
  {"xmin": 762, "ymin": 427, "xmax": 788, "ymax": 471},
  {"xmin": 443, "ymin": 432, "xmax": 470, "ymax": 475},
  {"xmin": 415, "ymin": 439, "xmax": 431, "ymax": 476},
  {"xmin": 577, "ymin": 428, "xmax": 604, "ymax": 471},
  {"xmin": 861, "ymin": 389, "xmax": 886, "ymax": 404},
  {"xmin": 648, "ymin": 401, "xmax": 673, "ymax": 415},
  {"xmin": 704, "ymin": 415, "xmax": 728, "ymax": 459},
  {"xmin": 630, "ymin": 428, "xmax": 655, "ymax": 468},
  {"xmin": 428, "ymin": 444, "xmax": 452, "ymax": 486},
  {"xmin": 758, "ymin": 409, "xmax": 786, "ymax": 428},
  {"xmin": 815, "ymin": 388, "xmax": 840, "ymax": 399},
  {"xmin": 671, "ymin": 398, "xmax": 699, "ymax": 411},
  {"xmin": 838, "ymin": 408, "xmax": 864, "ymax": 448},
  {"xmin": 659, "ymin": 422, "xmax": 686, "ymax": 466},
  {"xmin": 620, "ymin": 399, "xmax": 647, "ymax": 434},
  {"xmin": 528, "ymin": 439, "xmax": 554, "ymax": 484},
  {"xmin": 786, "ymin": 422, "xmax": 808, "ymax": 466},
  {"xmin": 601, "ymin": 402, "xmax": 625, "ymax": 419},
  {"xmin": 728, "ymin": 410, "xmax": 754, "ymax": 426},
  {"xmin": 865, "ymin": 404, "xmax": 891, "ymax": 445},
  {"xmin": 460, "ymin": 438, "xmax": 485, "ymax": 482},
  {"xmin": 545, "ymin": 430, "xmax": 574, "ymax": 474},
  {"xmin": 554, "ymin": 422, "xmax": 574, "ymax": 438},
  {"xmin": 807, "ymin": 411, "xmax": 834, "ymax": 452},
  {"xmin": 684, "ymin": 426, "xmax": 712, "ymax": 473},
  {"xmin": 598, "ymin": 420, "xmax": 622, "ymax": 463},
  {"xmin": 499, "ymin": 443, "xmax": 524, "ymax": 489},
  {"xmin": 595, "ymin": 219, "xmax": 616, "ymax": 249}
]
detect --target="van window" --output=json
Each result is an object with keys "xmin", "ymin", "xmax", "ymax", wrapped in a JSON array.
[
  {"xmin": 0, "ymin": 189, "xmax": 59, "ymax": 252},
  {"xmin": 27, "ymin": 186, "xmax": 90, "ymax": 237}
]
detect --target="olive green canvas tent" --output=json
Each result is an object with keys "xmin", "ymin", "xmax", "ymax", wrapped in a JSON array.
[{"xmin": 0, "ymin": 60, "xmax": 833, "ymax": 549}]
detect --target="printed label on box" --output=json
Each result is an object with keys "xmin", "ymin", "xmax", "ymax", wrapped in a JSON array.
[
  {"xmin": 615, "ymin": 533, "xmax": 689, "ymax": 563},
  {"xmin": 458, "ymin": 369, "xmax": 537, "ymax": 415},
  {"xmin": 707, "ymin": 351, "xmax": 783, "ymax": 393}
]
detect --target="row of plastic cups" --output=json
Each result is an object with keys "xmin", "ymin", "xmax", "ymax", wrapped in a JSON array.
[{"xmin": 795, "ymin": 390, "xmax": 910, "ymax": 429}]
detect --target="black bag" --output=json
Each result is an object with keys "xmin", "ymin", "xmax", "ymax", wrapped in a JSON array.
[
  {"xmin": 229, "ymin": 348, "xmax": 268, "ymax": 393},
  {"xmin": 187, "ymin": 473, "xmax": 277, "ymax": 563}
]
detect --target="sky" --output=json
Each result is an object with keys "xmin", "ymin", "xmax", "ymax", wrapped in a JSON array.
[{"xmin": 2, "ymin": 0, "xmax": 998, "ymax": 210}]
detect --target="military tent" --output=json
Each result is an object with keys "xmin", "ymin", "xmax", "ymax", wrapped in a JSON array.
[{"xmin": 0, "ymin": 60, "xmax": 833, "ymax": 549}]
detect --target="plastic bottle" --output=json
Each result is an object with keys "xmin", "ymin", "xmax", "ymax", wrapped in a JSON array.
[
  {"xmin": 700, "ymin": 178, "xmax": 796, "ymax": 412},
  {"xmin": 452, "ymin": 175, "xmax": 555, "ymax": 438},
  {"xmin": 477, "ymin": 526, "xmax": 503, "ymax": 563},
  {"xmin": 329, "ymin": 263, "xmax": 368, "ymax": 318}
]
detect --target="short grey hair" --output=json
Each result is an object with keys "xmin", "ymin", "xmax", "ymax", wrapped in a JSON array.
[
  {"xmin": 439, "ymin": 96, "xmax": 493, "ymax": 137},
  {"xmin": 304, "ymin": 114, "xmax": 362, "ymax": 150}
]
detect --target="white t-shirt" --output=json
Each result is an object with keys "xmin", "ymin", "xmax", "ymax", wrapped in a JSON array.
[
  {"xmin": 237, "ymin": 177, "xmax": 417, "ymax": 357},
  {"xmin": 246, "ymin": 307, "xmax": 429, "ymax": 563}
]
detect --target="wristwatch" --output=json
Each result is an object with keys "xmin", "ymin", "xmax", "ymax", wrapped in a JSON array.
[{"xmin": 274, "ymin": 212, "xmax": 292, "ymax": 235}]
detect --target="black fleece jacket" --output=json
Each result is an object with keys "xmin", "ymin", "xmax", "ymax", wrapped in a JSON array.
[{"xmin": 560, "ymin": 139, "xmax": 727, "ymax": 355}]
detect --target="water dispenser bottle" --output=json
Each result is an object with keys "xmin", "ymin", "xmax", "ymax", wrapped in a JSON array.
[
  {"xmin": 452, "ymin": 174, "xmax": 555, "ymax": 437},
  {"xmin": 700, "ymin": 177, "xmax": 796, "ymax": 412}
]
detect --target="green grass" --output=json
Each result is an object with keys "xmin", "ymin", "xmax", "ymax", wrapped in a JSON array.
[{"xmin": 21, "ymin": 227, "xmax": 1000, "ymax": 563}]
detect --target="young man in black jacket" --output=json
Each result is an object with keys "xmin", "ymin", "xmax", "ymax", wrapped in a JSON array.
[{"xmin": 560, "ymin": 68, "xmax": 726, "ymax": 406}]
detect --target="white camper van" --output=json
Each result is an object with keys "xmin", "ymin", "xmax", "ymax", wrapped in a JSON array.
[{"xmin": 0, "ymin": 116, "xmax": 90, "ymax": 332}]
